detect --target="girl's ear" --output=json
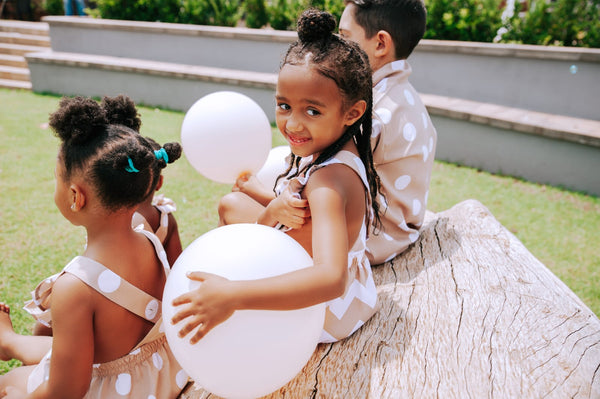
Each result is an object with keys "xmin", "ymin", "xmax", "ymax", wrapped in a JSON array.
[
  {"xmin": 344, "ymin": 100, "xmax": 367, "ymax": 127},
  {"xmin": 70, "ymin": 183, "xmax": 86, "ymax": 211},
  {"xmin": 155, "ymin": 175, "xmax": 164, "ymax": 192}
]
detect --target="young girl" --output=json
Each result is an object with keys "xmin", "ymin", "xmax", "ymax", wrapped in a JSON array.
[
  {"xmin": 171, "ymin": 9, "xmax": 382, "ymax": 345},
  {"xmin": 0, "ymin": 95, "xmax": 187, "ymax": 398}
]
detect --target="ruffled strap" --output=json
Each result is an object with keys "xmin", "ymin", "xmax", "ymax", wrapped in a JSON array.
[{"xmin": 151, "ymin": 194, "xmax": 176, "ymax": 243}]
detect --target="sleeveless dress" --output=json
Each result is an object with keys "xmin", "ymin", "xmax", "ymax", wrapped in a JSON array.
[
  {"xmin": 131, "ymin": 194, "xmax": 176, "ymax": 244},
  {"xmin": 23, "ymin": 228, "xmax": 188, "ymax": 398},
  {"xmin": 275, "ymin": 150, "xmax": 379, "ymax": 343}
]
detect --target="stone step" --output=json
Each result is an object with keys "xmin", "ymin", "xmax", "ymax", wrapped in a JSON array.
[
  {"xmin": 0, "ymin": 42, "xmax": 50, "ymax": 56},
  {"xmin": 0, "ymin": 31, "xmax": 51, "ymax": 47},
  {"xmin": 0, "ymin": 20, "xmax": 49, "ymax": 36},
  {"xmin": 0, "ymin": 53, "xmax": 27, "ymax": 68},
  {"xmin": 0, "ymin": 65, "xmax": 30, "ymax": 81},
  {"xmin": 0, "ymin": 77, "xmax": 31, "ymax": 89}
]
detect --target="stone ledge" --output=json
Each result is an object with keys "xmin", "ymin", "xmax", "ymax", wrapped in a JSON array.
[
  {"xmin": 422, "ymin": 94, "xmax": 600, "ymax": 148},
  {"xmin": 26, "ymin": 51, "xmax": 277, "ymax": 90}
]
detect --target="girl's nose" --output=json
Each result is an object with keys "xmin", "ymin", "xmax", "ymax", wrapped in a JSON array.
[{"xmin": 285, "ymin": 114, "xmax": 303, "ymax": 132}]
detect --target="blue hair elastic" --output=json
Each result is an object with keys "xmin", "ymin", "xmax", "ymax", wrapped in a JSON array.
[
  {"xmin": 125, "ymin": 157, "xmax": 139, "ymax": 173},
  {"xmin": 154, "ymin": 148, "xmax": 169, "ymax": 163}
]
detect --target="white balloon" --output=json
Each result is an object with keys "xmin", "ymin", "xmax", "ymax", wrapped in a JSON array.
[
  {"xmin": 256, "ymin": 145, "xmax": 291, "ymax": 190},
  {"xmin": 181, "ymin": 91, "xmax": 272, "ymax": 184},
  {"xmin": 162, "ymin": 224, "xmax": 325, "ymax": 399}
]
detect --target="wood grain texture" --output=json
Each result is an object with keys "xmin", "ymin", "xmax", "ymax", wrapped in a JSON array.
[{"xmin": 180, "ymin": 199, "xmax": 600, "ymax": 398}]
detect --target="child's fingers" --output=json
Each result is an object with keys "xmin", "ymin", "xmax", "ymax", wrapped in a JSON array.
[
  {"xmin": 189, "ymin": 323, "xmax": 211, "ymax": 344},
  {"xmin": 186, "ymin": 271, "xmax": 210, "ymax": 282}
]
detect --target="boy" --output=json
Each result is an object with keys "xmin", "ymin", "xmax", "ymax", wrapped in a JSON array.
[{"xmin": 339, "ymin": 0, "xmax": 438, "ymax": 265}]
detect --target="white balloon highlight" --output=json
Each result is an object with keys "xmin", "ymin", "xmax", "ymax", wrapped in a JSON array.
[
  {"xmin": 162, "ymin": 224, "xmax": 325, "ymax": 399},
  {"xmin": 181, "ymin": 91, "xmax": 272, "ymax": 184}
]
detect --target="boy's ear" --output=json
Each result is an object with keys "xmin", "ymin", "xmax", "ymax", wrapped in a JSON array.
[
  {"xmin": 345, "ymin": 100, "xmax": 367, "ymax": 126},
  {"xmin": 374, "ymin": 30, "xmax": 395, "ymax": 60}
]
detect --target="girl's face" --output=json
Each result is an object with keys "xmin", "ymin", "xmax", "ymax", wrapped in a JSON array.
[{"xmin": 276, "ymin": 63, "xmax": 356, "ymax": 159}]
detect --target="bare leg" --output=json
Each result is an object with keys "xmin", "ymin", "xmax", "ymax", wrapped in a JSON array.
[
  {"xmin": 218, "ymin": 192, "xmax": 265, "ymax": 226},
  {"xmin": 0, "ymin": 303, "xmax": 51, "ymax": 365},
  {"xmin": 0, "ymin": 364, "xmax": 36, "ymax": 395}
]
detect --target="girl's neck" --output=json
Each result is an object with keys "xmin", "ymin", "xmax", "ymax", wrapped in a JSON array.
[{"xmin": 83, "ymin": 210, "xmax": 137, "ymax": 257}]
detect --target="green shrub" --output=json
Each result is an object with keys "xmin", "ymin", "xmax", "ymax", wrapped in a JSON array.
[
  {"xmin": 499, "ymin": 0, "xmax": 600, "ymax": 48},
  {"xmin": 91, "ymin": 0, "xmax": 181, "ymax": 22},
  {"xmin": 178, "ymin": 0, "xmax": 212, "ymax": 25},
  {"xmin": 268, "ymin": 0, "xmax": 308, "ymax": 30},
  {"xmin": 245, "ymin": 0, "xmax": 269, "ymax": 28},
  {"xmin": 43, "ymin": 0, "xmax": 64, "ymax": 15},
  {"xmin": 424, "ymin": 0, "xmax": 505, "ymax": 42}
]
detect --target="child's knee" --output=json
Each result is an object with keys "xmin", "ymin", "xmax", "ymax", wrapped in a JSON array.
[{"xmin": 218, "ymin": 192, "xmax": 243, "ymax": 221}]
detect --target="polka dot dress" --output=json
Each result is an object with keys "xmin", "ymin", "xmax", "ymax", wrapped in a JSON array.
[
  {"xmin": 367, "ymin": 60, "xmax": 438, "ymax": 265},
  {"xmin": 275, "ymin": 150, "xmax": 378, "ymax": 343},
  {"xmin": 25, "ymin": 228, "xmax": 188, "ymax": 398},
  {"xmin": 131, "ymin": 194, "xmax": 176, "ymax": 244}
]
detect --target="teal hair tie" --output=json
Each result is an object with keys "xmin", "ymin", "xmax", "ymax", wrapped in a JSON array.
[
  {"xmin": 125, "ymin": 157, "xmax": 139, "ymax": 173},
  {"xmin": 154, "ymin": 148, "xmax": 169, "ymax": 163}
]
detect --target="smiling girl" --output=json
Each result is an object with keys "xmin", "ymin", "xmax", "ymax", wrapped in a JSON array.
[{"xmin": 172, "ymin": 9, "xmax": 382, "ymax": 344}]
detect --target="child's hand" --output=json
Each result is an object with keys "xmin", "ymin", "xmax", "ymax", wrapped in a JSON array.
[
  {"xmin": 170, "ymin": 272, "xmax": 236, "ymax": 344},
  {"xmin": 232, "ymin": 173, "xmax": 276, "ymax": 207},
  {"xmin": 265, "ymin": 182, "xmax": 311, "ymax": 229},
  {"xmin": 1, "ymin": 386, "xmax": 25, "ymax": 399}
]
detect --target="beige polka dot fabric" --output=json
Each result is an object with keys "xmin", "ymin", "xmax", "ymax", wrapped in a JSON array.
[
  {"xmin": 367, "ymin": 60, "xmax": 438, "ymax": 265},
  {"xmin": 131, "ymin": 194, "xmax": 176, "ymax": 244},
  {"xmin": 25, "ymin": 228, "xmax": 187, "ymax": 398},
  {"xmin": 275, "ymin": 150, "xmax": 379, "ymax": 343}
]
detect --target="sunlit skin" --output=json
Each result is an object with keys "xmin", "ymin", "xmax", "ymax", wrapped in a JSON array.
[
  {"xmin": 171, "ymin": 62, "xmax": 368, "ymax": 344},
  {"xmin": 0, "ymin": 159, "xmax": 167, "ymax": 398}
]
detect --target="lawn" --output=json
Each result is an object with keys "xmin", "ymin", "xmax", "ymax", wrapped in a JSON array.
[{"xmin": 1, "ymin": 89, "xmax": 599, "ymax": 374}]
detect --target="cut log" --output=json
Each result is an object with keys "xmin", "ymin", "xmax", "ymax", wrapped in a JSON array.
[{"xmin": 180, "ymin": 199, "xmax": 600, "ymax": 398}]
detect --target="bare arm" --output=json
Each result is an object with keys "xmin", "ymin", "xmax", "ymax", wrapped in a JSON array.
[
  {"xmin": 172, "ymin": 167, "xmax": 351, "ymax": 343},
  {"xmin": 28, "ymin": 274, "xmax": 94, "ymax": 399}
]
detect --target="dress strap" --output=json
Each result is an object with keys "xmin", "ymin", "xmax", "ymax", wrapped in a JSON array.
[{"xmin": 64, "ymin": 256, "xmax": 163, "ymax": 324}]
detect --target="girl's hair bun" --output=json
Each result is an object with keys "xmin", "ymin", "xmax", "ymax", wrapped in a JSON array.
[
  {"xmin": 162, "ymin": 142, "xmax": 182, "ymax": 164},
  {"xmin": 101, "ymin": 95, "xmax": 141, "ymax": 132},
  {"xmin": 297, "ymin": 8, "xmax": 336, "ymax": 45},
  {"xmin": 49, "ymin": 96, "xmax": 107, "ymax": 145}
]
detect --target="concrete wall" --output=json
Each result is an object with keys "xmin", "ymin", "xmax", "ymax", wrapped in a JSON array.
[
  {"xmin": 410, "ymin": 42, "xmax": 600, "ymax": 121},
  {"xmin": 432, "ymin": 114, "xmax": 600, "ymax": 195}
]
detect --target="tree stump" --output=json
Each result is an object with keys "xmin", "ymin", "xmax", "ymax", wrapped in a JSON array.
[{"xmin": 180, "ymin": 199, "xmax": 600, "ymax": 398}]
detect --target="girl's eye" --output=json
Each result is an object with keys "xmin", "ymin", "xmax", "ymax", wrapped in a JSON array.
[
  {"xmin": 307, "ymin": 108, "xmax": 320, "ymax": 116},
  {"xmin": 278, "ymin": 103, "xmax": 290, "ymax": 111}
]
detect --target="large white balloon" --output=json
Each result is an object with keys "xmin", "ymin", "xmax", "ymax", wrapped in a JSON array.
[
  {"xmin": 181, "ymin": 91, "xmax": 272, "ymax": 184},
  {"xmin": 256, "ymin": 145, "xmax": 291, "ymax": 190},
  {"xmin": 162, "ymin": 224, "xmax": 325, "ymax": 399}
]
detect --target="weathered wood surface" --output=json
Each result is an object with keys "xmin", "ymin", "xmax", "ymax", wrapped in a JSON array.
[{"xmin": 180, "ymin": 199, "xmax": 600, "ymax": 398}]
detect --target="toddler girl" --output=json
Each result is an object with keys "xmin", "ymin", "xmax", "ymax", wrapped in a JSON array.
[{"xmin": 0, "ymin": 95, "xmax": 187, "ymax": 398}]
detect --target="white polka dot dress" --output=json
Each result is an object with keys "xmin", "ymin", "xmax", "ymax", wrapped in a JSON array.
[
  {"xmin": 275, "ymin": 150, "xmax": 379, "ymax": 343},
  {"xmin": 24, "ymin": 228, "xmax": 188, "ymax": 398},
  {"xmin": 367, "ymin": 60, "xmax": 438, "ymax": 265}
]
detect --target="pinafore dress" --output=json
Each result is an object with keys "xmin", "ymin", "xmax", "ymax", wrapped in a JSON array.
[
  {"xmin": 24, "ymin": 228, "xmax": 188, "ymax": 398},
  {"xmin": 275, "ymin": 150, "xmax": 379, "ymax": 343}
]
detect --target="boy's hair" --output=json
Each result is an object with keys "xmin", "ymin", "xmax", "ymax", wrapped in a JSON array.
[
  {"xmin": 280, "ymin": 8, "xmax": 381, "ymax": 229},
  {"xmin": 49, "ymin": 95, "xmax": 182, "ymax": 211},
  {"xmin": 345, "ymin": 0, "xmax": 426, "ymax": 60}
]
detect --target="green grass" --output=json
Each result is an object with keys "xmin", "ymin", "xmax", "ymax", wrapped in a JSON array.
[{"xmin": 1, "ymin": 89, "xmax": 599, "ymax": 374}]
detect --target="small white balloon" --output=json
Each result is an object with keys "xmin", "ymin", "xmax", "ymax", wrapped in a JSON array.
[
  {"xmin": 162, "ymin": 224, "xmax": 325, "ymax": 399},
  {"xmin": 181, "ymin": 91, "xmax": 272, "ymax": 184},
  {"xmin": 256, "ymin": 145, "xmax": 291, "ymax": 189}
]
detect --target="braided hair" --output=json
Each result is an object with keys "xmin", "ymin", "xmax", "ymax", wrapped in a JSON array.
[
  {"xmin": 49, "ymin": 95, "xmax": 182, "ymax": 212},
  {"xmin": 278, "ymin": 8, "xmax": 382, "ymax": 230}
]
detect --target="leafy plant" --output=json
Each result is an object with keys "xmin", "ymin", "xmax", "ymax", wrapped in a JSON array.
[
  {"xmin": 245, "ymin": 0, "xmax": 269, "ymax": 28},
  {"xmin": 424, "ymin": 0, "xmax": 505, "ymax": 42},
  {"xmin": 499, "ymin": 0, "xmax": 600, "ymax": 48}
]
